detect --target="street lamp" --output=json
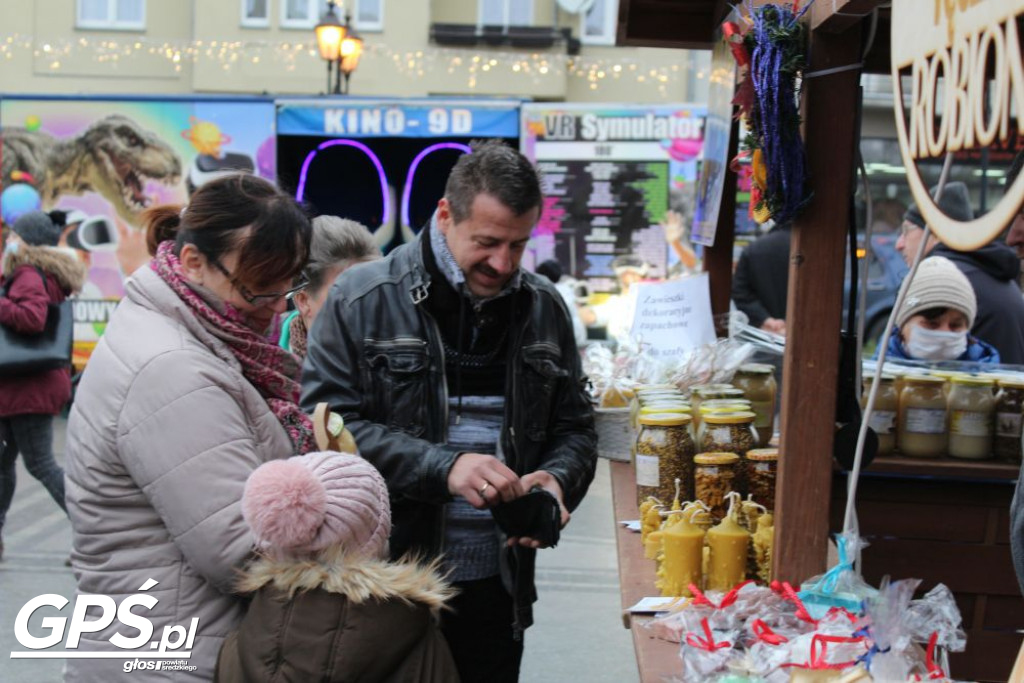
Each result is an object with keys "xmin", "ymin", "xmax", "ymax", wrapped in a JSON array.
[{"xmin": 315, "ymin": 1, "xmax": 363, "ymax": 95}]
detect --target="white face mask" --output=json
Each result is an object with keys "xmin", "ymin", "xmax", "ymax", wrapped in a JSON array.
[
  {"xmin": 3, "ymin": 240, "xmax": 20, "ymax": 256},
  {"xmin": 906, "ymin": 326, "xmax": 968, "ymax": 360}
]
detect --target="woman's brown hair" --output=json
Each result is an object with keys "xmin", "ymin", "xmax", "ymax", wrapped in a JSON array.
[{"xmin": 142, "ymin": 173, "xmax": 312, "ymax": 290}]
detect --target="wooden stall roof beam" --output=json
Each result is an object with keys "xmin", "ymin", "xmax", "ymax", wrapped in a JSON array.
[
  {"xmin": 706, "ymin": 116, "xmax": 740, "ymax": 336},
  {"xmin": 772, "ymin": 21, "xmax": 864, "ymax": 584},
  {"xmin": 616, "ymin": 0, "xmax": 729, "ymax": 49}
]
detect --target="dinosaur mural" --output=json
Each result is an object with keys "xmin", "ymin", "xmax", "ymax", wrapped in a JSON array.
[{"xmin": 2, "ymin": 114, "xmax": 182, "ymax": 226}]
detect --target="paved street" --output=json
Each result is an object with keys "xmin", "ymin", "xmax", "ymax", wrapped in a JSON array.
[{"xmin": 1, "ymin": 418, "xmax": 637, "ymax": 682}]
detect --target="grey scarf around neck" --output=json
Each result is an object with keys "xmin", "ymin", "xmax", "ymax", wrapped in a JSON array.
[{"xmin": 428, "ymin": 211, "xmax": 522, "ymax": 307}]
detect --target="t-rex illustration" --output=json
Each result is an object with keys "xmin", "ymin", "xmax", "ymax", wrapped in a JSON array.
[{"xmin": 2, "ymin": 114, "xmax": 182, "ymax": 226}]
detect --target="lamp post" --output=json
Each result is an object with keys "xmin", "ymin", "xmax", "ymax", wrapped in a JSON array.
[{"xmin": 315, "ymin": 1, "xmax": 363, "ymax": 95}]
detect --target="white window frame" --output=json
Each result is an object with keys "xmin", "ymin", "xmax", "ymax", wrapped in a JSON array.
[
  {"xmin": 280, "ymin": 0, "xmax": 322, "ymax": 29},
  {"xmin": 580, "ymin": 0, "xmax": 618, "ymax": 46},
  {"xmin": 478, "ymin": 0, "xmax": 534, "ymax": 29},
  {"xmin": 353, "ymin": 0, "xmax": 384, "ymax": 32},
  {"xmin": 76, "ymin": 0, "xmax": 146, "ymax": 31},
  {"xmin": 240, "ymin": 0, "xmax": 270, "ymax": 28}
]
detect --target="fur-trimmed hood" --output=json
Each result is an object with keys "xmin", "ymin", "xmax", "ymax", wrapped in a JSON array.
[
  {"xmin": 3, "ymin": 245, "xmax": 87, "ymax": 293},
  {"xmin": 238, "ymin": 545, "xmax": 456, "ymax": 615}
]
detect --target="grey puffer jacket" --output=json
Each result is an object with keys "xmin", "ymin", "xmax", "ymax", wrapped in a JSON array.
[
  {"xmin": 64, "ymin": 266, "xmax": 296, "ymax": 682},
  {"xmin": 301, "ymin": 228, "xmax": 597, "ymax": 632}
]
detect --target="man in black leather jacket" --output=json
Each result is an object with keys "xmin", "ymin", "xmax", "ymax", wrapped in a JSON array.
[{"xmin": 301, "ymin": 140, "xmax": 597, "ymax": 683}]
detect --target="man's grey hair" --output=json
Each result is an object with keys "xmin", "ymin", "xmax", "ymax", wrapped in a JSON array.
[
  {"xmin": 444, "ymin": 139, "xmax": 543, "ymax": 223},
  {"xmin": 304, "ymin": 215, "xmax": 380, "ymax": 291}
]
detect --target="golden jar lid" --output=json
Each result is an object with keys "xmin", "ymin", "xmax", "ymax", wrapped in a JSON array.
[
  {"xmin": 997, "ymin": 378, "xmax": 1024, "ymax": 390},
  {"xmin": 638, "ymin": 412, "xmax": 692, "ymax": 426},
  {"xmin": 639, "ymin": 404, "xmax": 691, "ymax": 415},
  {"xmin": 746, "ymin": 448, "xmax": 779, "ymax": 461},
  {"xmin": 949, "ymin": 375, "xmax": 995, "ymax": 387},
  {"xmin": 637, "ymin": 383, "xmax": 678, "ymax": 393},
  {"xmin": 702, "ymin": 411, "xmax": 757, "ymax": 425},
  {"xmin": 699, "ymin": 403, "xmax": 751, "ymax": 415},
  {"xmin": 638, "ymin": 390, "xmax": 685, "ymax": 402},
  {"xmin": 736, "ymin": 363, "xmax": 774, "ymax": 375},
  {"xmin": 695, "ymin": 452, "xmax": 740, "ymax": 465}
]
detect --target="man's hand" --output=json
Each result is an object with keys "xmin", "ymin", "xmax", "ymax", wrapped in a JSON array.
[
  {"xmin": 761, "ymin": 317, "xmax": 787, "ymax": 336},
  {"xmin": 505, "ymin": 470, "xmax": 570, "ymax": 550},
  {"xmin": 448, "ymin": 453, "xmax": 525, "ymax": 509}
]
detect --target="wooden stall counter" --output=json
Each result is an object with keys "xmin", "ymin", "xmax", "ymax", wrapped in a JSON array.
[{"xmin": 610, "ymin": 460, "xmax": 681, "ymax": 682}]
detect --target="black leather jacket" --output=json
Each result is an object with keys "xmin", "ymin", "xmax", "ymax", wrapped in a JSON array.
[{"xmin": 301, "ymin": 230, "xmax": 597, "ymax": 631}]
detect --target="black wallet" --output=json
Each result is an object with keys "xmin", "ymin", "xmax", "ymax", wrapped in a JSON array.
[{"xmin": 490, "ymin": 486, "xmax": 561, "ymax": 547}]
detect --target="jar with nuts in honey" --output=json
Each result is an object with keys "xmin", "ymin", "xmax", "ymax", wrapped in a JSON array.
[
  {"xmin": 700, "ymin": 411, "xmax": 759, "ymax": 457},
  {"xmin": 744, "ymin": 448, "xmax": 779, "ymax": 511},
  {"xmin": 694, "ymin": 452, "xmax": 740, "ymax": 521},
  {"xmin": 635, "ymin": 413, "xmax": 696, "ymax": 508}
]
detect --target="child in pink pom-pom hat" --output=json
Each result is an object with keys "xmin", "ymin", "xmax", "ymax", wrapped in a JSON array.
[{"xmin": 215, "ymin": 452, "xmax": 459, "ymax": 683}]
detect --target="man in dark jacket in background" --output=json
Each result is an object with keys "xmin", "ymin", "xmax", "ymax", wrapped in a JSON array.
[
  {"xmin": 896, "ymin": 180, "xmax": 1024, "ymax": 364},
  {"xmin": 302, "ymin": 140, "xmax": 597, "ymax": 683},
  {"xmin": 732, "ymin": 223, "xmax": 790, "ymax": 335}
]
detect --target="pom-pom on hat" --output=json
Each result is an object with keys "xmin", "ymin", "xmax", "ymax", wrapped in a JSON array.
[
  {"xmin": 12, "ymin": 210, "xmax": 61, "ymax": 247},
  {"xmin": 903, "ymin": 181, "xmax": 975, "ymax": 229},
  {"xmin": 242, "ymin": 452, "xmax": 391, "ymax": 558},
  {"xmin": 896, "ymin": 256, "xmax": 977, "ymax": 329}
]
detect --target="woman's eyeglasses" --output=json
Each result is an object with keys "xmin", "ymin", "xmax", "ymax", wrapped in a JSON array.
[{"xmin": 209, "ymin": 257, "xmax": 308, "ymax": 306}]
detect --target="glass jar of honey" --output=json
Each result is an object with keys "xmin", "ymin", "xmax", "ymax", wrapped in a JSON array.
[
  {"xmin": 995, "ymin": 380, "xmax": 1024, "ymax": 463},
  {"xmin": 861, "ymin": 375, "xmax": 898, "ymax": 457},
  {"xmin": 635, "ymin": 413, "xmax": 696, "ymax": 508},
  {"xmin": 897, "ymin": 376, "xmax": 947, "ymax": 458},
  {"xmin": 947, "ymin": 375, "xmax": 995, "ymax": 460},
  {"xmin": 744, "ymin": 448, "xmax": 779, "ymax": 512},
  {"xmin": 694, "ymin": 452, "xmax": 741, "ymax": 521},
  {"xmin": 733, "ymin": 364, "xmax": 778, "ymax": 447}
]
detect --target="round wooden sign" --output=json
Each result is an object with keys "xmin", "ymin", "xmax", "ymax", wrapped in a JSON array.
[{"xmin": 890, "ymin": 0, "xmax": 1024, "ymax": 250}]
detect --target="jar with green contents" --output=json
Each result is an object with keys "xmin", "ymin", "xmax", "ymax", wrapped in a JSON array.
[
  {"xmin": 995, "ymin": 380, "xmax": 1024, "ymax": 463},
  {"xmin": 861, "ymin": 375, "xmax": 898, "ymax": 457},
  {"xmin": 744, "ymin": 448, "xmax": 779, "ymax": 511},
  {"xmin": 635, "ymin": 413, "xmax": 696, "ymax": 508},
  {"xmin": 947, "ymin": 375, "xmax": 995, "ymax": 460},
  {"xmin": 733, "ymin": 364, "xmax": 778, "ymax": 447},
  {"xmin": 897, "ymin": 376, "xmax": 947, "ymax": 458},
  {"xmin": 694, "ymin": 452, "xmax": 740, "ymax": 521}
]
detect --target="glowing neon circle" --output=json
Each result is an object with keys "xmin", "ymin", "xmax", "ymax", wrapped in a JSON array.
[{"xmin": 295, "ymin": 138, "xmax": 391, "ymax": 227}]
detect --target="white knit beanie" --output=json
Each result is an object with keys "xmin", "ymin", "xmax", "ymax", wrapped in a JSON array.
[
  {"xmin": 242, "ymin": 452, "xmax": 391, "ymax": 558},
  {"xmin": 897, "ymin": 256, "xmax": 977, "ymax": 329}
]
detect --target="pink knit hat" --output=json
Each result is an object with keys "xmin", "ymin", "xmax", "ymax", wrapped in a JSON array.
[{"xmin": 242, "ymin": 452, "xmax": 391, "ymax": 558}]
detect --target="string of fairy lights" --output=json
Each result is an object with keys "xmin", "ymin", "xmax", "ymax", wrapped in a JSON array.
[{"xmin": 0, "ymin": 33, "xmax": 707, "ymax": 95}]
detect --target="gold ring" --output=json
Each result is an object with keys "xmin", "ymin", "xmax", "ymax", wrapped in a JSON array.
[{"xmin": 479, "ymin": 482, "xmax": 491, "ymax": 496}]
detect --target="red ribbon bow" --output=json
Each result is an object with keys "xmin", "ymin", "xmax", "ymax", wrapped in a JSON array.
[
  {"xmin": 687, "ymin": 580, "xmax": 755, "ymax": 610},
  {"xmin": 751, "ymin": 619, "xmax": 788, "ymax": 645},
  {"xmin": 784, "ymin": 634, "xmax": 866, "ymax": 671},
  {"xmin": 771, "ymin": 581, "xmax": 818, "ymax": 624},
  {"xmin": 685, "ymin": 617, "xmax": 732, "ymax": 652}
]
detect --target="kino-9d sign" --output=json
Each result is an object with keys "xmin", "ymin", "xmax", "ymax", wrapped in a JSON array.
[{"xmin": 891, "ymin": 0, "xmax": 1024, "ymax": 250}]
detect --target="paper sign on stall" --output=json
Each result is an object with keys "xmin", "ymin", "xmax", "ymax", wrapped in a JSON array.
[{"xmin": 629, "ymin": 274, "xmax": 716, "ymax": 359}]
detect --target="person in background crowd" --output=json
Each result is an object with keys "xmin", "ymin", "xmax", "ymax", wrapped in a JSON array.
[
  {"xmin": 0, "ymin": 211, "xmax": 86, "ymax": 561},
  {"xmin": 302, "ymin": 140, "xmax": 596, "ymax": 683},
  {"xmin": 280, "ymin": 215, "xmax": 380, "ymax": 358},
  {"xmin": 897, "ymin": 180, "xmax": 1024, "ymax": 365},
  {"xmin": 64, "ymin": 174, "xmax": 313, "ymax": 682},
  {"xmin": 534, "ymin": 259, "xmax": 587, "ymax": 348},
  {"xmin": 579, "ymin": 254, "xmax": 650, "ymax": 347},
  {"xmin": 1003, "ymin": 150, "xmax": 1024, "ymax": 261},
  {"xmin": 732, "ymin": 221, "xmax": 790, "ymax": 335},
  {"xmin": 216, "ymin": 451, "xmax": 459, "ymax": 683},
  {"xmin": 661, "ymin": 209, "xmax": 701, "ymax": 276},
  {"xmin": 882, "ymin": 256, "xmax": 998, "ymax": 363}
]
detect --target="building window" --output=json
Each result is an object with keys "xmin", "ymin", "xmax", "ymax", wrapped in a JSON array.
[
  {"xmin": 281, "ymin": 1, "xmax": 383, "ymax": 31},
  {"xmin": 479, "ymin": 0, "xmax": 534, "ymax": 28},
  {"xmin": 76, "ymin": 0, "xmax": 145, "ymax": 30},
  {"xmin": 241, "ymin": 0, "xmax": 269, "ymax": 27},
  {"xmin": 355, "ymin": 0, "xmax": 384, "ymax": 32},
  {"xmin": 580, "ymin": 0, "xmax": 617, "ymax": 45}
]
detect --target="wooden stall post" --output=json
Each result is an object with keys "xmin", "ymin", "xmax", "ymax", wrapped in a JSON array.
[
  {"xmin": 705, "ymin": 116, "xmax": 740, "ymax": 336},
  {"xmin": 772, "ymin": 23, "xmax": 863, "ymax": 583}
]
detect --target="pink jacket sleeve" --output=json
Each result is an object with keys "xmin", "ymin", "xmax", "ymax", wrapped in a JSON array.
[{"xmin": 0, "ymin": 266, "xmax": 50, "ymax": 334}]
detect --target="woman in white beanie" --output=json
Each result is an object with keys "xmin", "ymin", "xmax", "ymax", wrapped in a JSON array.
[
  {"xmin": 216, "ymin": 451, "xmax": 459, "ymax": 683},
  {"xmin": 884, "ymin": 256, "xmax": 1000, "ymax": 363}
]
